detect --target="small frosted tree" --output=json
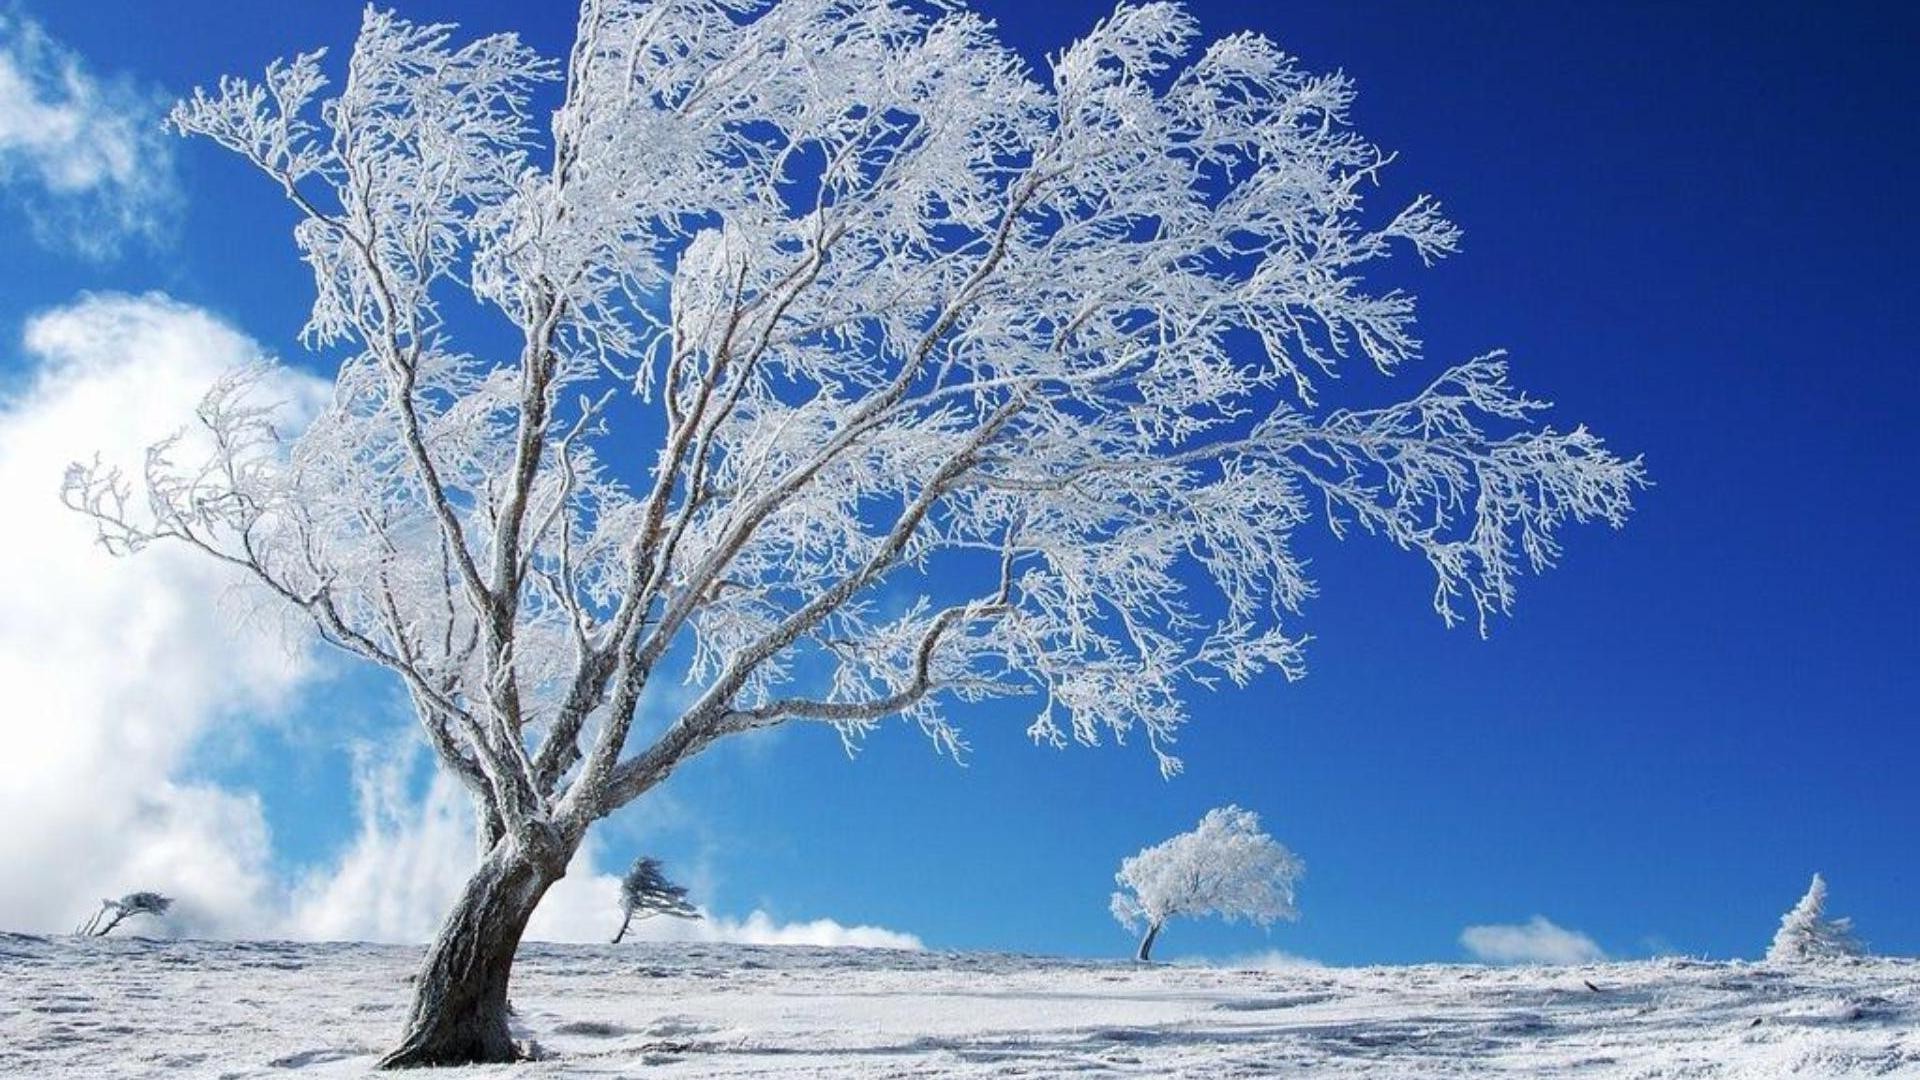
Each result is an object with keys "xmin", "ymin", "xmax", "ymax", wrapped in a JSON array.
[
  {"xmin": 65, "ymin": 0, "xmax": 1641, "ymax": 1065},
  {"xmin": 1767, "ymin": 873, "xmax": 1864, "ymax": 964},
  {"xmin": 76, "ymin": 892, "xmax": 173, "ymax": 937},
  {"xmin": 612, "ymin": 856, "xmax": 699, "ymax": 943},
  {"xmin": 1112, "ymin": 806, "xmax": 1301, "ymax": 961}
]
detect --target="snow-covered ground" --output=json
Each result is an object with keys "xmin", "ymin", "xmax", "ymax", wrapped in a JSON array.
[{"xmin": 3, "ymin": 933, "xmax": 1916, "ymax": 1077}]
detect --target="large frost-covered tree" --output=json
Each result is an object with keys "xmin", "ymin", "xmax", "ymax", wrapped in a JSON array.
[
  {"xmin": 1111, "ymin": 805, "xmax": 1301, "ymax": 961},
  {"xmin": 64, "ymin": 0, "xmax": 1641, "ymax": 1065},
  {"xmin": 1767, "ymin": 873, "xmax": 1864, "ymax": 964}
]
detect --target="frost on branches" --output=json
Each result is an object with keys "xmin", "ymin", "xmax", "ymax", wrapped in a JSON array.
[
  {"xmin": 1112, "ymin": 806, "xmax": 1301, "ymax": 961},
  {"xmin": 76, "ymin": 892, "xmax": 173, "ymax": 938},
  {"xmin": 613, "ymin": 856, "xmax": 699, "ymax": 943},
  {"xmin": 62, "ymin": 0, "xmax": 1642, "ymax": 1065},
  {"xmin": 1767, "ymin": 873, "xmax": 1864, "ymax": 964}
]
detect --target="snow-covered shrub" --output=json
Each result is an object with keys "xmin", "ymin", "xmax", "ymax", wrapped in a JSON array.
[
  {"xmin": 1767, "ymin": 873, "xmax": 1863, "ymax": 964},
  {"xmin": 77, "ymin": 891, "xmax": 172, "ymax": 937},
  {"xmin": 1111, "ymin": 806, "xmax": 1302, "ymax": 961},
  {"xmin": 613, "ymin": 857, "xmax": 699, "ymax": 943}
]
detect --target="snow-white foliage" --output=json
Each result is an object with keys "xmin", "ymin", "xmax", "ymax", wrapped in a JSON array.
[
  {"xmin": 1111, "ymin": 805, "xmax": 1301, "ymax": 942},
  {"xmin": 64, "ymin": 1, "xmax": 1643, "ymax": 870},
  {"xmin": 1767, "ymin": 873, "xmax": 1863, "ymax": 964}
]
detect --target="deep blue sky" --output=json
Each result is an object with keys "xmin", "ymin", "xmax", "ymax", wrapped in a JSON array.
[{"xmin": 6, "ymin": 1, "xmax": 1917, "ymax": 964}]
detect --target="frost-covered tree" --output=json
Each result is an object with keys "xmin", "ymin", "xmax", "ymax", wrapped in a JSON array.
[
  {"xmin": 1767, "ymin": 873, "xmax": 1864, "ymax": 964},
  {"xmin": 64, "ymin": 0, "xmax": 1641, "ymax": 1065},
  {"xmin": 1112, "ymin": 805, "xmax": 1301, "ymax": 961},
  {"xmin": 76, "ymin": 892, "xmax": 173, "ymax": 937},
  {"xmin": 612, "ymin": 856, "xmax": 699, "ymax": 942}
]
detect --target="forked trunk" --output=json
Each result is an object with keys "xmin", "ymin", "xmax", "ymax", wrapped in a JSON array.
[
  {"xmin": 377, "ymin": 840, "xmax": 564, "ymax": 1068},
  {"xmin": 1136, "ymin": 920, "xmax": 1162, "ymax": 963}
]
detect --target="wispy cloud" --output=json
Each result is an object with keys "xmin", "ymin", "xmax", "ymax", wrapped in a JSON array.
[
  {"xmin": 0, "ymin": 6, "xmax": 176, "ymax": 258},
  {"xmin": 1460, "ymin": 915, "xmax": 1606, "ymax": 966}
]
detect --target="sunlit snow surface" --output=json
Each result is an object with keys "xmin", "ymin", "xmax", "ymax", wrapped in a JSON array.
[{"xmin": 3, "ymin": 934, "xmax": 1917, "ymax": 1077}]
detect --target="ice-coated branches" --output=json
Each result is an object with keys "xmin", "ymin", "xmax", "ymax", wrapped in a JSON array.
[
  {"xmin": 612, "ymin": 855, "xmax": 700, "ymax": 942},
  {"xmin": 68, "ymin": 1, "xmax": 1643, "ymax": 853},
  {"xmin": 1111, "ymin": 805, "xmax": 1301, "ymax": 961},
  {"xmin": 77, "ymin": 892, "xmax": 174, "ymax": 937}
]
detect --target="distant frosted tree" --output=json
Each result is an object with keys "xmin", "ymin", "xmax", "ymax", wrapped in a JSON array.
[
  {"xmin": 66, "ymin": 0, "xmax": 1642, "ymax": 1065},
  {"xmin": 1112, "ymin": 806, "xmax": 1301, "ymax": 961},
  {"xmin": 1767, "ymin": 873, "xmax": 1863, "ymax": 964},
  {"xmin": 77, "ymin": 892, "xmax": 173, "ymax": 937},
  {"xmin": 613, "ymin": 856, "xmax": 700, "ymax": 943}
]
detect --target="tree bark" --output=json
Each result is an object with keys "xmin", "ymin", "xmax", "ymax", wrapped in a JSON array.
[
  {"xmin": 472, "ymin": 797, "xmax": 507, "ymax": 859},
  {"xmin": 377, "ymin": 838, "xmax": 565, "ymax": 1069},
  {"xmin": 611, "ymin": 911, "xmax": 632, "ymax": 945},
  {"xmin": 1136, "ymin": 920, "xmax": 1162, "ymax": 963}
]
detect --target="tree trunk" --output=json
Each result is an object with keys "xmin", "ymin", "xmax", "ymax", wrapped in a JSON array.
[
  {"xmin": 611, "ymin": 911, "xmax": 632, "ymax": 945},
  {"xmin": 1136, "ymin": 921, "xmax": 1162, "ymax": 963},
  {"xmin": 377, "ymin": 839, "xmax": 564, "ymax": 1069}
]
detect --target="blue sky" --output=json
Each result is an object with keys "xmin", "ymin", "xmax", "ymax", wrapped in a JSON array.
[{"xmin": 1, "ymin": 1, "xmax": 1915, "ymax": 965}]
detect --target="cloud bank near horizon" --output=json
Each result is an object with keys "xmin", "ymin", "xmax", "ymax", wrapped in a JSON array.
[
  {"xmin": 1460, "ymin": 916, "xmax": 1606, "ymax": 966},
  {"xmin": 294, "ymin": 741, "xmax": 922, "ymax": 950}
]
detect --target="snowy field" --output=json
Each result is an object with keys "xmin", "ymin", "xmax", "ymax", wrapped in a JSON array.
[{"xmin": 3, "ymin": 934, "xmax": 1917, "ymax": 1078}]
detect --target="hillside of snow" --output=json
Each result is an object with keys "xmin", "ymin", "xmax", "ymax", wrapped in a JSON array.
[{"xmin": 3, "ymin": 933, "xmax": 1916, "ymax": 1077}]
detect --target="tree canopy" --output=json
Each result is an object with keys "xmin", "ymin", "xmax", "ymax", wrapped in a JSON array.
[
  {"xmin": 1112, "ymin": 805, "xmax": 1301, "ymax": 959},
  {"xmin": 64, "ymin": 0, "xmax": 1641, "ymax": 1064}
]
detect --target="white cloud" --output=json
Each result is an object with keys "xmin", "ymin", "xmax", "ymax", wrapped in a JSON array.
[
  {"xmin": 1460, "ymin": 916, "xmax": 1606, "ymax": 966},
  {"xmin": 1189, "ymin": 949, "xmax": 1324, "ymax": 971},
  {"xmin": 292, "ymin": 743, "xmax": 922, "ymax": 950},
  {"xmin": 0, "ymin": 292, "xmax": 323, "ymax": 937},
  {"xmin": 0, "ymin": 291, "xmax": 922, "ymax": 954},
  {"xmin": 698, "ymin": 911, "xmax": 922, "ymax": 950},
  {"xmin": 287, "ymin": 745, "xmax": 478, "ymax": 944},
  {"xmin": 0, "ymin": 7, "xmax": 176, "ymax": 257}
]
